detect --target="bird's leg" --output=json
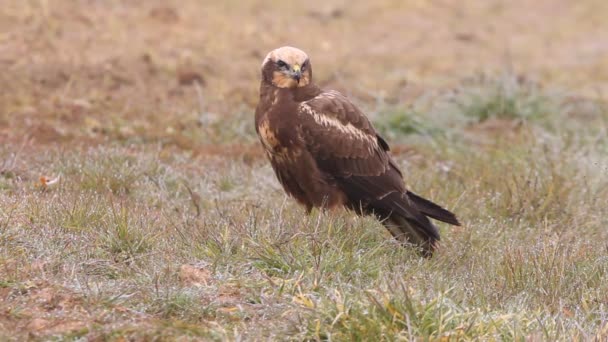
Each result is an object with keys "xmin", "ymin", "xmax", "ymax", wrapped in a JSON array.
[{"xmin": 305, "ymin": 204, "xmax": 313, "ymax": 215}]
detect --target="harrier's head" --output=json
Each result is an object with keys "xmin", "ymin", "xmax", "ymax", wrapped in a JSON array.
[{"xmin": 261, "ymin": 46, "xmax": 311, "ymax": 88}]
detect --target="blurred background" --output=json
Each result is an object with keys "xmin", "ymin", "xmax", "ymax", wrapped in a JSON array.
[{"xmin": 1, "ymin": 0, "xmax": 607, "ymax": 149}]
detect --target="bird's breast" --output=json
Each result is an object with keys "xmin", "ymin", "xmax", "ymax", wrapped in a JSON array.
[
  {"xmin": 258, "ymin": 118, "xmax": 281, "ymax": 152},
  {"xmin": 257, "ymin": 118, "xmax": 304, "ymax": 166}
]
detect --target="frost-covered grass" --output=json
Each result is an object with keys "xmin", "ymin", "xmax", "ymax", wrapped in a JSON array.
[
  {"xmin": 2, "ymin": 75, "xmax": 608, "ymax": 340},
  {"xmin": 2, "ymin": 1, "xmax": 608, "ymax": 339}
]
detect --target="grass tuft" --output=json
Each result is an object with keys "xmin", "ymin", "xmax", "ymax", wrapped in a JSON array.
[
  {"xmin": 100, "ymin": 202, "xmax": 154, "ymax": 262},
  {"xmin": 452, "ymin": 73, "xmax": 557, "ymax": 124}
]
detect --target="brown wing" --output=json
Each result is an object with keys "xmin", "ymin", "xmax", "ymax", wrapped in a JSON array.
[
  {"xmin": 298, "ymin": 90, "xmax": 395, "ymax": 178},
  {"xmin": 298, "ymin": 90, "xmax": 443, "ymax": 251}
]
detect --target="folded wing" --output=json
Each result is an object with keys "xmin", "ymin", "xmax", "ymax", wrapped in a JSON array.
[{"xmin": 298, "ymin": 90, "xmax": 456, "ymax": 255}]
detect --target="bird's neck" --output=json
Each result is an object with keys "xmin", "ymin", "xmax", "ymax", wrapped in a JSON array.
[
  {"xmin": 259, "ymin": 82, "xmax": 322, "ymax": 105},
  {"xmin": 294, "ymin": 83, "xmax": 323, "ymax": 101}
]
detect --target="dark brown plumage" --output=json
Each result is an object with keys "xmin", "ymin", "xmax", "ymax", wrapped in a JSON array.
[{"xmin": 255, "ymin": 46, "xmax": 460, "ymax": 257}]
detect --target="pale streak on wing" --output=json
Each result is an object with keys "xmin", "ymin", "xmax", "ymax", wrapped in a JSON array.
[{"xmin": 299, "ymin": 101, "xmax": 378, "ymax": 153}]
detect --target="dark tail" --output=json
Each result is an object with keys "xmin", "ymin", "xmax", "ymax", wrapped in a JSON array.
[
  {"xmin": 381, "ymin": 212, "xmax": 439, "ymax": 258},
  {"xmin": 372, "ymin": 191, "xmax": 460, "ymax": 258},
  {"xmin": 337, "ymin": 172, "xmax": 460, "ymax": 258},
  {"xmin": 406, "ymin": 191, "xmax": 461, "ymax": 226},
  {"xmin": 363, "ymin": 191, "xmax": 442, "ymax": 258}
]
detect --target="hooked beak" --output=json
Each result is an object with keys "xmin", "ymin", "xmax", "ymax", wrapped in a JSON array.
[{"xmin": 291, "ymin": 64, "xmax": 302, "ymax": 83}]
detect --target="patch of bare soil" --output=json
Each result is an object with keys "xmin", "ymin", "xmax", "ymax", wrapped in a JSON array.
[{"xmin": 1, "ymin": 281, "xmax": 89, "ymax": 339}]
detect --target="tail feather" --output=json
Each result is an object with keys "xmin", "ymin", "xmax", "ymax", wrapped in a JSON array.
[
  {"xmin": 365, "ymin": 191, "xmax": 440, "ymax": 258},
  {"xmin": 406, "ymin": 191, "xmax": 461, "ymax": 226},
  {"xmin": 336, "ymin": 172, "xmax": 460, "ymax": 258},
  {"xmin": 382, "ymin": 214, "xmax": 438, "ymax": 258}
]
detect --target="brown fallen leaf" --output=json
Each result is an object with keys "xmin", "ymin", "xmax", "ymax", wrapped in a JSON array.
[
  {"xmin": 26, "ymin": 318, "xmax": 50, "ymax": 331},
  {"xmin": 179, "ymin": 264, "xmax": 212, "ymax": 287},
  {"xmin": 39, "ymin": 175, "xmax": 61, "ymax": 187}
]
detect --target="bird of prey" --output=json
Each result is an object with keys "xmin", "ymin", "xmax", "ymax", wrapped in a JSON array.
[{"xmin": 254, "ymin": 46, "xmax": 460, "ymax": 256}]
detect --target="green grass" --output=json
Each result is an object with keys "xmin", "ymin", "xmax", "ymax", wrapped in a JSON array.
[
  {"xmin": 1, "ymin": 75, "xmax": 608, "ymax": 340},
  {"xmin": 453, "ymin": 73, "xmax": 556, "ymax": 123}
]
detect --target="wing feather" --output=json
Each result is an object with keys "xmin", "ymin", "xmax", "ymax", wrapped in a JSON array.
[
  {"xmin": 293, "ymin": 89, "xmax": 457, "ymax": 255},
  {"xmin": 299, "ymin": 90, "xmax": 389, "ymax": 176},
  {"xmin": 298, "ymin": 90, "xmax": 441, "ymax": 235}
]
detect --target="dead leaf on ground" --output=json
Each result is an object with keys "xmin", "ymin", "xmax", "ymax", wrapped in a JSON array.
[
  {"xmin": 26, "ymin": 318, "xmax": 50, "ymax": 331},
  {"xmin": 39, "ymin": 175, "xmax": 61, "ymax": 188},
  {"xmin": 217, "ymin": 285, "xmax": 242, "ymax": 305},
  {"xmin": 179, "ymin": 264, "xmax": 212, "ymax": 287},
  {"xmin": 45, "ymin": 321, "xmax": 87, "ymax": 335}
]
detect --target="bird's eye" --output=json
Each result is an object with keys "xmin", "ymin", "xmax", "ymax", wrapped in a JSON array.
[
  {"xmin": 301, "ymin": 61, "xmax": 308, "ymax": 70},
  {"xmin": 276, "ymin": 60, "xmax": 288, "ymax": 69}
]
